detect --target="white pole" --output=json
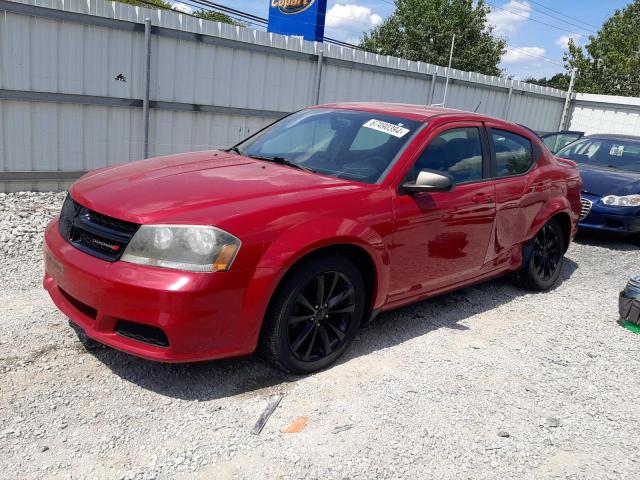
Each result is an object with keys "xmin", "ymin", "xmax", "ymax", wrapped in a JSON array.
[
  {"xmin": 314, "ymin": 47, "xmax": 324, "ymax": 104},
  {"xmin": 442, "ymin": 34, "xmax": 455, "ymax": 107},
  {"xmin": 142, "ymin": 18, "xmax": 152, "ymax": 159},
  {"xmin": 559, "ymin": 67, "xmax": 577, "ymax": 131}
]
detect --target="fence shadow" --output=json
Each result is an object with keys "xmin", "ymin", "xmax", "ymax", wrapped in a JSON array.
[{"xmin": 75, "ymin": 258, "xmax": 578, "ymax": 401}]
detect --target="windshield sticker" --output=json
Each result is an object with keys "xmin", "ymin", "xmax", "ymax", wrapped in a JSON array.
[
  {"xmin": 363, "ymin": 119, "xmax": 410, "ymax": 138},
  {"xmin": 610, "ymin": 145, "xmax": 624, "ymax": 156}
]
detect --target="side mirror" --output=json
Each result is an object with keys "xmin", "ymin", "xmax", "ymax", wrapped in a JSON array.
[{"xmin": 402, "ymin": 169, "xmax": 455, "ymax": 193}]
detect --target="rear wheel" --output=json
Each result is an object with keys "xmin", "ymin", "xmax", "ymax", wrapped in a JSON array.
[
  {"xmin": 511, "ymin": 218, "xmax": 565, "ymax": 291},
  {"xmin": 259, "ymin": 254, "xmax": 365, "ymax": 374}
]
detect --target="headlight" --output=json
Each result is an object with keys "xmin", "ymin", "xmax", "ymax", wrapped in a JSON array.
[
  {"xmin": 601, "ymin": 195, "xmax": 640, "ymax": 207},
  {"xmin": 121, "ymin": 225, "xmax": 241, "ymax": 272}
]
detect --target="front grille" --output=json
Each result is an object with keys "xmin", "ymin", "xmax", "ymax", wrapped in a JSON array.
[
  {"xmin": 58, "ymin": 195, "xmax": 139, "ymax": 261},
  {"xmin": 579, "ymin": 197, "xmax": 592, "ymax": 220},
  {"xmin": 115, "ymin": 320, "xmax": 169, "ymax": 348}
]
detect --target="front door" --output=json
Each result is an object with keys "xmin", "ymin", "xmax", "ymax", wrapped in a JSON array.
[{"xmin": 388, "ymin": 123, "xmax": 496, "ymax": 301}]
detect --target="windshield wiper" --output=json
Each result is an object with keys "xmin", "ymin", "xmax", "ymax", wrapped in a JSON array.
[{"xmin": 247, "ymin": 155, "xmax": 317, "ymax": 173}]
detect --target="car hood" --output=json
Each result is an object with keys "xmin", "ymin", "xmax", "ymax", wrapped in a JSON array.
[
  {"xmin": 578, "ymin": 163, "xmax": 640, "ymax": 197},
  {"xmin": 70, "ymin": 150, "xmax": 357, "ymax": 224}
]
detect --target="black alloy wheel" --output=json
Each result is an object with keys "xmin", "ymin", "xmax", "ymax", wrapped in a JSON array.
[
  {"xmin": 511, "ymin": 218, "xmax": 565, "ymax": 291},
  {"xmin": 259, "ymin": 254, "xmax": 365, "ymax": 374},
  {"xmin": 287, "ymin": 271, "xmax": 355, "ymax": 362},
  {"xmin": 531, "ymin": 223, "xmax": 563, "ymax": 282}
]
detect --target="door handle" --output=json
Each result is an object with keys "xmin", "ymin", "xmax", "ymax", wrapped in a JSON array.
[{"xmin": 472, "ymin": 193, "xmax": 493, "ymax": 204}]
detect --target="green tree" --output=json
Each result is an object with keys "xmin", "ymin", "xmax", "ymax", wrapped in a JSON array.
[
  {"xmin": 113, "ymin": 0, "xmax": 243, "ymax": 26},
  {"xmin": 193, "ymin": 10, "xmax": 245, "ymax": 26},
  {"xmin": 564, "ymin": 0, "xmax": 640, "ymax": 96},
  {"xmin": 522, "ymin": 73, "xmax": 571, "ymax": 90},
  {"xmin": 360, "ymin": 0, "xmax": 506, "ymax": 76},
  {"xmin": 116, "ymin": 0, "xmax": 172, "ymax": 8}
]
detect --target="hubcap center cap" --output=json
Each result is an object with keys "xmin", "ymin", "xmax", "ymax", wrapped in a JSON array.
[{"xmin": 315, "ymin": 308, "xmax": 327, "ymax": 322}]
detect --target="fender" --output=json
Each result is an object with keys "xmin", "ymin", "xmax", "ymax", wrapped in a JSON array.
[
  {"xmin": 257, "ymin": 216, "xmax": 389, "ymax": 305},
  {"xmin": 235, "ymin": 217, "xmax": 390, "ymax": 353},
  {"xmin": 525, "ymin": 194, "xmax": 576, "ymax": 245}
]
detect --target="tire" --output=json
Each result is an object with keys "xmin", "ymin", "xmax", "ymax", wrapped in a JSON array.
[
  {"xmin": 511, "ymin": 218, "xmax": 565, "ymax": 291},
  {"xmin": 259, "ymin": 253, "xmax": 366, "ymax": 374}
]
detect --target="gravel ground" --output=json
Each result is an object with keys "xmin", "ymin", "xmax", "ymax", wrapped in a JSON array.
[{"xmin": 1, "ymin": 192, "xmax": 639, "ymax": 479}]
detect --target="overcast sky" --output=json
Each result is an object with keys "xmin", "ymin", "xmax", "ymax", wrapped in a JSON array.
[{"xmin": 174, "ymin": 0, "xmax": 630, "ymax": 80}]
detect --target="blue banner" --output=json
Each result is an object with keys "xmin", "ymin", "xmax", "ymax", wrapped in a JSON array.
[{"xmin": 267, "ymin": 0, "xmax": 327, "ymax": 42}]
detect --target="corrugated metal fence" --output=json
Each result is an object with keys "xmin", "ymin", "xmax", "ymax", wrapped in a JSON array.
[
  {"xmin": 568, "ymin": 93, "xmax": 640, "ymax": 136},
  {"xmin": 0, "ymin": 0, "xmax": 569, "ymax": 192}
]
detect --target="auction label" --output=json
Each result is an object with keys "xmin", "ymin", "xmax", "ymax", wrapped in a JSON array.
[
  {"xmin": 610, "ymin": 145, "xmax": 624, "ymax": 156},
  {"xmin": 363, "ymin": 119, "xmax": 410, "ymax": 138}
]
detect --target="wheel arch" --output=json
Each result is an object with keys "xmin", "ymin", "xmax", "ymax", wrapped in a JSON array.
[
  {"xmin": 268, "ymin": 243, "xmax": 378, "ymax": 317},
  {"xmin": 526, "ymin": 195, "xmax": 576, "ymax": 253},
  {"xmin": 238, "ymin": 219, "xmax": 389, "ymax": 354},
  {"xmin": 254, "ymin": 242, "xmax": 380, "ymax": 361}
]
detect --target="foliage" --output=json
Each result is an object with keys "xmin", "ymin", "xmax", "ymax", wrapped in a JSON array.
[
  {"xmin": 116, "ymin": 0, "xmax": 171, "ymax": 8},
  {"xmin": 522, "ymin": 73, "xmax": 571, "ymax": 90},
  {"xmin": 359, "ymin": 0, "xmax": 506, "ymax": 76},
  {"xmin": 112, "ymin": 0, "xmax": 244, "ymax": 27},
  {"xmin": 564, "ymin": 0, "xmax": 640, "ymax": 96},
  {"xmin": 193, "ymin": 10, "xmax": 245, "ymax": 26}
]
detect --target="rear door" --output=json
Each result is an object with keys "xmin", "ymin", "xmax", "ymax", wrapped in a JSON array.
[
  {"xmin": 388, "ymin": 122, "xmax": 496, "ymax": 301},
  {"xmin": 485, "ymin": 124, "xmax": 546, "ymax": 265}
]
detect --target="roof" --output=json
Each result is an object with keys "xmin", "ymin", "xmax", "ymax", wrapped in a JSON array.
[
  {"xmin": 585, "ymin": 133, "xmax": 640, "ymax": 142},
  {"xmin": 316, "ymin": 102, "xmax": 482, "ymax": 122}
]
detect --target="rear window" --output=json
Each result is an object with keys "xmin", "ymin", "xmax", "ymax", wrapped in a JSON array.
[{"xmin": 491, "ymin": 129, "xmax": 534, "ymax": 177}]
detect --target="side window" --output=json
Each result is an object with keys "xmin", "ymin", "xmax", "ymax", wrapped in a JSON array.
[
  {"xmin": 412, "ymin": 127, "xmax": 483, "ymax": 184},
  {"xmin": 492, "ymin": 129, "xmax": 534, "ymax": 177}
]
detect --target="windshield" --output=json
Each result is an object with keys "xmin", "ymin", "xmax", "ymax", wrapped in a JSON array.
[
  {"xmin": 556, "ymin": 138, "xmax": 640, "ymax": 173},
  {"xmin": 234, "ymin": 108, "xmax": 422, "ymax": 183}
]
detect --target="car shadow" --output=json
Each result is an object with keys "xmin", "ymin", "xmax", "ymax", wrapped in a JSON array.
[
  {"xmin": 74, "ymin": 258, "xmax": 578, "ymax": 401},
  {"xmin": 574, "ymin": 231, "xmax": 638, "ymax": 252}
]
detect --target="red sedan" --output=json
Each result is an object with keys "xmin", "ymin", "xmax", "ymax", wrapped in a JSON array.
[{"xmin": 43, "ymin": 103, "xmax": 582, "ymax": 373}]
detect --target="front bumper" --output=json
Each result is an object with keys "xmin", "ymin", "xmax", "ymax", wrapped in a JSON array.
[
  {"xmin": 43, "ymin": 219, "xmax": 266, "ymax": 362},
  {"xmin": 579, "ymin": 194, "xmax": 640, "ymax": 235}
]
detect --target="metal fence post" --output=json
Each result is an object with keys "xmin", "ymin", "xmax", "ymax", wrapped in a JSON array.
[
  {"xmin": 442, "ymin": 34, "xmax": 455, "ymax": 106},
  {"xmin": 314, "ymin": 46, "xmax": 324, "ymax": 105},
  {"xmin": 142, "ymin": 18, "xmax": 152, "ymax": 159},
  {"xmin": 558, "ymin": 67, "xmax": 577, "ymax": 131},
  {"xmin": 427, "ymin": 70, "xmax": 437, "ymax": 105},
  {"xmin": 503, "ymin": 85, "xmax": 513, "ymax": 120}
]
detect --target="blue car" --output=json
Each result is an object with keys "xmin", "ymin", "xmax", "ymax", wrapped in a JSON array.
[{"xmin": 556, "ymin": 134, "xmax": 640, "ymax": 242}]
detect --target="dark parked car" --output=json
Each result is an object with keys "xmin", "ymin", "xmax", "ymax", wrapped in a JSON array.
[
  {"xmin": 541, "ymin": 131, "xmax": 584, "ymax": 154},
  {"xmin": 556, "ymin": 134, "xmax": 640, "ymax": 241},
  {"xmin": 44, "ymin": 103, "xmax": 581, "ymax": 373}
]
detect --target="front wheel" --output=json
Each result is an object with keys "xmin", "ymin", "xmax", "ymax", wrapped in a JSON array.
[
  {"xmin": 511, "ymin": 219, "xmax": 565, "ymax": 291},
  {"xmin": 259, "ymin": 254, "xmax": 366, "ymax": 374}
]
